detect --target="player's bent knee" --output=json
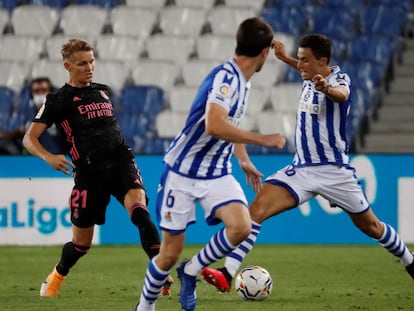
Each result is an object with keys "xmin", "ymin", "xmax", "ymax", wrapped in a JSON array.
[
  {"xmin": 249, "ymin": 202, "xmax": 268, "ymax": 224},
  {"xmin": 158, "ymin": 249, "xmax": 180, "ymax": 269},
  {"xmin": 227, "ymin": 221, "xmax": 251, "ymax": 244}
]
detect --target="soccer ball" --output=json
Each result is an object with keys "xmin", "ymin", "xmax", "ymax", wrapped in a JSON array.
[{"xmin": 235, "ymin": 265, "xmax": 273, "ymax": 301}]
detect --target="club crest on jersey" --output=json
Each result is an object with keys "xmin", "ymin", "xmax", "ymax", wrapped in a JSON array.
[
  {"xmin": 100, "ymin": 90, "xmax": 109, "ymax": 100},
  {"xmin": 164, "ymin": 211, "xmax": 172, "ymax": 221},
  {"xmin": 217, "ymin": 83, "xmax": 231, "ymax": 98}
]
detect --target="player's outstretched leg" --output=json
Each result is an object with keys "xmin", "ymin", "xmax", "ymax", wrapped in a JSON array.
[
  {"xmin": 405, "ymin": 256, "xmax": 414, "ymax": 281},
  {"xmin": 40, "ymin": 267, "xmax": 66, "ymax": 297},
  {"xmin": 201, "ymin": 222, "xmax": 261, "ymax": 291},
  {"xmin": 377, "ymin": 222, "xmax": 414, "ymax": 280},
  {"xmin": 200, "ymin": 267, "xmax": 232, "ymax": 292},
  {"xmin": 40, "ymin": 241, "xmax": 90, "ymax": 297}
]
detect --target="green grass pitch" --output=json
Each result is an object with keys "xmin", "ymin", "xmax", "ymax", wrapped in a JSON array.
[{"xmin": 0, "ymin": 245, "xmax": 412, "ymax": 310}]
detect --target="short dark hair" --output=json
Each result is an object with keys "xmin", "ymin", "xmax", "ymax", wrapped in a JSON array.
[
  {"xmin": 299, "ymin": 34, "xmax": 333, "ymax": 63},
  {"xmin": 235, "ymin": 17, "xmax": 273, "ymax": 57}
]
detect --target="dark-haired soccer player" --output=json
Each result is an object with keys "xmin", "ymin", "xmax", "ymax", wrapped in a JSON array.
[
  {"xmin": 201, "ymin": 34, "xmax": 414, "ymax": 293},
  {"xmin": 23, "ymin": 38, "xmax": 172, "ymax": 298},
  {"xmin": 135, "ymin": 17, "xmax": 286, "ymax": 311}
]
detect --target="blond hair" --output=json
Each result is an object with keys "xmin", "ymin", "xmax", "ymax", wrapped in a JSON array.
[{"xmin": 61, "ymin": 38, "xmax": 94, "ymax": 60}]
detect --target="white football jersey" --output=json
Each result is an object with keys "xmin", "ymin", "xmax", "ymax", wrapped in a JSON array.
[
  {"xmin": 164, "ymin": 58, "xmax": 251, "ymax": 178},
  {"xmin": 293, "ymin": 66, "xmax": 351, "ymax": 167}
]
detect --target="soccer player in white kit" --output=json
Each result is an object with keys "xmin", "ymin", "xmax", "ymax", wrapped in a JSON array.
[
  {"xmin": 134, "ymin": 17, "xmax": 286, "ymax": 311},
  {"xmin": 201, "ymin": 34, "xmax": 414, "ymax": 293}
]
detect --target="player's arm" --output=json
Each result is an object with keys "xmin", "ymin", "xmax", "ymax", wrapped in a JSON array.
[
  {"xmin": 23, "ymin": 122, "xmax": 74, "ymax": 174},
  {"xmin": 234, "ymin": 143, "xmax": 263, "ymax": 193},
  {"xmin": 272, "ymin": 40, "xmax": 299, "ymax": 71},
  {"xmin": 312, "ymin": 74, "xmax": 349, "ymax": 103},
  {"xmin": 205, "ymin": 102, "xmax": 285, "ymax": 149}
]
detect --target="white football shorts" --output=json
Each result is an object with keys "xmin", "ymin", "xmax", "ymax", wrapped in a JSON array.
[
  {"xmin": 157, "ymin": 167, "xmax": 248, "ymax": 233},
  {"xmin": 265, "ymin": 164, "xmax": 370, "ymax": 214}
]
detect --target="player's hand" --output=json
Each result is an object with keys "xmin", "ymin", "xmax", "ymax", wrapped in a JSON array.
[
  {"xmin": 312, "ymin": 74, "xmax": 330, "ymax": 93},
  {"xmin": 239, "ymin": 160, "xmax": 263, "ymax": 193},
  {"xmin": 45, "ymin": 154, "xmax": 75, "ymax": 175},
  {"xmin": 272, "ymin": 40, "xmax": 287, "ymax": 61},
  {"xmin": 261, "ymin": 134, "xmax": 286, "ymax": 150}
]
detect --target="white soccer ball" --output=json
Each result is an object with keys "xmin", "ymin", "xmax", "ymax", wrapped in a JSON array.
[{"xmin": 235, "ymin": 265, "xmax": 273, "ymax": 301}]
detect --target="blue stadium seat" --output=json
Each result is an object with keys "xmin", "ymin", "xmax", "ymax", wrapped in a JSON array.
[
  {"xmin": 142, "ymin": 137, "xmax": 173, "ymax": 154},
  {"xmin": 0, "ymin": 86, "xmax": 15, "ymax": 129},
  {"xmin": 119, "ymin": 85, "xmax": 165, "ymax": 117},
  {"xmin": 369, "ymin": 0, "xmax": 412, "ymax": 10},
  {"xmin": 116, "ymin": 110, "xmax": 151, "ymax": 138},
  {"xmin": 319, "ymin": 0, "xmax": 364, "ymax": 9},
  {"xmin": 17, "ymin": 84, "xmax": 31, "ymax": 116},
  {"xmin": 346, "ymin": 86, "xmax": 369, "ymax": 143},
  {"xmin": 265, "ymin": 0, "xmax": 312, "ymax": 8},
  {"xmin": 348, "ymin": 35, "xmax": 393, "ymax": 64},
  {"xmin": 0, "ymin": 0, "xmax": 16, "ymax": 12},
  {"xmin": 28, "ymin": 0, "xmax": 71, "ymax": 8},
  {"xmin": 115, "ymin": 110, "xmax": 152, "ymax": 153},
  {"xmin": 361, "ymin": 5, "xmax": 407, "ymax": 38},
  {"xmin": 309, "ymin": 7, "xmax": 358, "ymax": 41},
  {"xmin": 75, "ymin": 0, "xmax": 120, "ymax": 8},
  {"xmin": 284, "ymin": 66, "xmax": 302, "ymax": 83},
  {"xmin": 261, "ymin": 7, "xmax": 308, "ymax": 35},
  {"xmin": 341, "ymin": 60, "xmax": 383, "ymax": 112}
]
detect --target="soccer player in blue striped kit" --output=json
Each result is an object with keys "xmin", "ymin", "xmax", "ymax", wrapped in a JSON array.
[
  {"xmin": 202, "ymin": 34, "xmax": 414, "ymax": 293},
  {"xmin": 134, "ymin": 17, "xmax": 286, "ymax": 311}
]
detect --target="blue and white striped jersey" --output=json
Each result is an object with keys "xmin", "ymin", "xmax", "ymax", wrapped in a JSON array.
[
  {"xmin": 164, "ymin": 58, "xmax": 251, "ymax": 179},
  {"xmin": 293, "ymin": 66, "xmax": 352, "ymax": 167}
]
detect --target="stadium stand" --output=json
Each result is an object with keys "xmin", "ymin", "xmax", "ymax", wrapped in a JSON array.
[
  {"xmin": 0, "ymin": 36, "xmax": 44, "ymax": 62},
  {"xmin": 159, "ymin": 7, "xmax": 207, "ymax": 37},
  {"xmin": 173, "ymin": 0, "xmax": 215, "ymax": 9},
  {"xmin": 145, "ymin": 34, "xmax": 195, "ymax": 65},
  {"xmin": 181, "ymin": 59, "xmax": 217, "ymax": 87},
  {"xmin": 0, "ymin": 60, "xmax": 29, "ymax": 93},
  {"xmin": 45, "ymin": 34, "xmax": 97, "ymax": 60},
  {"xmin": 110, "ymin": 6, "xmax": 157, "ymax": 38},
  {"xmin": 30, "ymin": 59, "xmax": 66, "ymax": 89},
  {"xmin": 169, "ymin": 86, "xmax": 197, "ymax": 114},
  {"xmin": 0, "ymin": 86, "xmax": 14, "ymax": 117},
  {"xmin": 0, "ymin": 0, "xmax": 412, "ymax": 154},
  {"xmin": 124, "ymin": 0, "xmax": 165, "ymax": 9},
  {"xmin": 0, "ymin": 8, "xmax": 9, "ymax": 32},
  {"xmin": 131, "ymin": 59, "xmax": 180, "ymax": 94},
  {"xmin": 155, "ymin": 109, "xmax": 187, "ymax": 138},
  {"xmin": 95, "ymin": 34, "xmax": 145, "ymax": 61},
  {"xmin": 224, "ymin": 0, "xmax": 266, "ymax": 12},
  {"xmin": 11, "ymin": 5, "xmax": 59, "ymax": 36},
  {"xmin": 59, "ymin": 5, "xmax": 108, "ymax": 36},
  {"xmin": 206, "ymin": 6, "xmax": 257, "ymax": 35},
  {"xmin": 195, "ymin": 34, "xmax": 235, "ymax": 62},
  {"xmin": 93, "ymin": 59, "xmax": 129, "ymax": 96}
]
